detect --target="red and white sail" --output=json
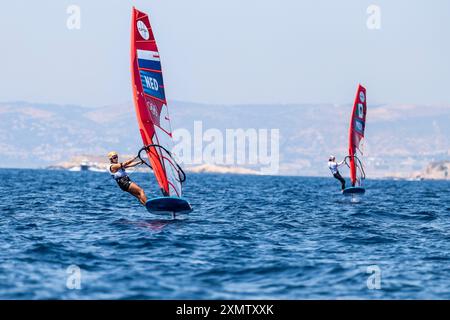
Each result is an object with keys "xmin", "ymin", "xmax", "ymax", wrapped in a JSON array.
[
  {"xmin": 130, "ymin": 7, "xmax": 182, "ymax": 197},
  {"xmin": 348, "ymin": 84, "xmax": 367, "ymax": 186}
]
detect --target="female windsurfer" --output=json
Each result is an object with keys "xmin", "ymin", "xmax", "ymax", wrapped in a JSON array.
[
  {"xmin": 107, "ymin": 151, "xmax": 148, "ymax": 205},
  {"xmin": 328, "ymin": 155, "xmax": 346, "ymax": 190}
]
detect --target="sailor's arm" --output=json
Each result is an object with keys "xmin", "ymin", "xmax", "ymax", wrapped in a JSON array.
[
  {"xmin": 109, "ymin": 157, "xmax": 140, "ymax": 172},
  {"xmin": 125, "ymin": 160, "xmax": 144, "ymax": 168},
  {"xmin": 122, "ymin": 156, "xmax": 143, "ymax": 168},
  {"xmin": 337, "ymin": 159, "xmax": 346, "ymax": 166}
]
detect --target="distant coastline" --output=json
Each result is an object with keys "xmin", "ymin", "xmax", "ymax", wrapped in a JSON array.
[
  {"xmin": 2, "ymin": 158, "xmax": 450, "ymax": 181},
  {"xmin": 1, "ymin": 101, "xmax": 449, "ymax": 177}
]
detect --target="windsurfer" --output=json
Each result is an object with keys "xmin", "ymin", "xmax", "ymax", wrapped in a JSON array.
[
  {"xmin": 107, "ymin": 151, "xmax": 148, "ymax": 205},
  {"xmin": 328, "ymin": 155, "xmax": 346, "ymax": 190}
]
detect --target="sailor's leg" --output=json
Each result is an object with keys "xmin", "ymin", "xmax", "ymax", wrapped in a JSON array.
[
  {"xmin": 334, "ymin": 173, "xmax": 346, "ymax": 190},
  {"xmin": 128, "ymin": 182, "xmax": 148, "ymax": 205},
  {"xmin": 341, "ymin": 177, "xmax": 346, "ymax": 190}
]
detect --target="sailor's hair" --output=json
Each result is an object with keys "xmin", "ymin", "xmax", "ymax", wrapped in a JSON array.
[{"xmin": 107, "ymin": 151, "xmax": 118, "ymax": 159}]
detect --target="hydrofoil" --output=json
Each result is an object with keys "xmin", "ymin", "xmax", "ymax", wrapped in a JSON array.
[
  {"xmin": 145, "ymin": 197, "xmax": 193, "ymax": 216},
  {"xmin": 342, "ymin": 186, "xmax": 366, "ymax": 195}
]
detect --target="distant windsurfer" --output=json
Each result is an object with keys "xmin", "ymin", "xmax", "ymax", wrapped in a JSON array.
[
  {"xmin": 328, "ymin": 155, "xmax": 346, "ymax": 190},
  {"xmin": 107, "ymin": 151, "xmax": 148, "ymax": 205}
]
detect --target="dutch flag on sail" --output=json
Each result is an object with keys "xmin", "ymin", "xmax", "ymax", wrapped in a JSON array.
[{"xmin": 137, "ymin": 50, "xmax": 162, "ymax": 71}]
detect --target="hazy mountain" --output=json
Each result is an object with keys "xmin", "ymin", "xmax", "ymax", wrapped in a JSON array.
[
  {"xmin": 415, "ymin": 161, "xmax": 450, "ymax": 180},
  {"xmin": 0, "ymin": 101, "xmax": 141, "ymax": 168},
  {"xmin": 0, "ymin": 101, "xmax": 449, "ymax": 177}
]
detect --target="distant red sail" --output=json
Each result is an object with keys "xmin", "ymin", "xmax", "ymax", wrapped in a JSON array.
[
  {"xmin": 130, "ymin": 7, "xmax": 182, "ymax": 197},
  {"xmin": 348, "ymin": 84, "xmax": 367, "ymax": 186}
]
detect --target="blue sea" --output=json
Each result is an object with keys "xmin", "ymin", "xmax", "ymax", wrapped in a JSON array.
[{"xmin": 1, "ymin": 168, "xmax": 449, "ymax": 299}]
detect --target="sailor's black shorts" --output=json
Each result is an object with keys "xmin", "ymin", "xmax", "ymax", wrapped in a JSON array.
[{"xmin": 116, "ymin": 176, "xmax": 132, "ymax": 191}]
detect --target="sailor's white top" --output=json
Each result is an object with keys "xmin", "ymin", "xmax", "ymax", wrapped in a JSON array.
[
  {"xmin": 328, "ymin": 161, "xmax": 344, "ymax": 175},
  {"xmin": 108, "ymin": 165, "xmax": 128, "ymax": 180}
]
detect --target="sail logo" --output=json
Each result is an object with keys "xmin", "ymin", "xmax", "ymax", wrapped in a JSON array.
[
  {"xmin": 144, "ymin": 76, "xmax": 159, "ymax": 91},
  {"xmin": 355, "ymin": 119, "xmax": 364, "ymax": 134},
  {"xmin": 137, "ymin": 20, "xmax": 150, "ymax": 40},
  {"xmin": 357, "ymin": 103, "xmax": 365, "ymax": 118},
  {"xmin": 359, "ymin": 91, "xmax": 366, "ymax": 103},
  {"xmin": 140, "ymin": 70, "xmax": 165, "ymax": 100},
  {"xmin": 146, "ymin": 100, "xmax": 159, "ymax": 118}
]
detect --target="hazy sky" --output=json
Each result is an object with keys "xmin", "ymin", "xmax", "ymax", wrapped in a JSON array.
[{"xmin": 0, "ymin": 0, "xmax": 449, "ymax": 107}]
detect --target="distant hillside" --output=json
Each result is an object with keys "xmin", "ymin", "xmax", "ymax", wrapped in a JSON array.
[
  {"xmin": 0, "ymin": 101, "xmax": 449, "ymax": 176},
  {"xmin": 0, "ymin": 101, "xmax": 141, "ymax": 168},
  {"xmin": 415, "ymin": 161, "xmax": 450, "ymax": 180}
]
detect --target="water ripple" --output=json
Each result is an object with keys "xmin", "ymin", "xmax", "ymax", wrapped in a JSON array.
[{"xmin": 0, "ymin": 170, "xmax": 449, "ymax": 299}]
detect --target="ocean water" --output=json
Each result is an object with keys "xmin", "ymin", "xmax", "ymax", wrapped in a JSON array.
[{"xmin": 1, "ymin": 168, "xmax": 449, "ymax": 299}]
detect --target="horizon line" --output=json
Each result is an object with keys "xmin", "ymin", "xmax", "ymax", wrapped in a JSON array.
[{"xmin": 2, "ymin": 99, "xmax": 450, "ymax": 109}]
